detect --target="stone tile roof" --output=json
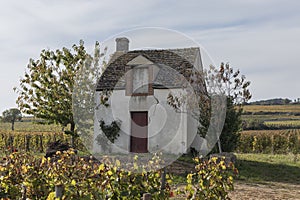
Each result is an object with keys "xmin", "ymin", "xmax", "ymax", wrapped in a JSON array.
[{"xmin": 96, "ymin": 48, "xmax": 202, "ymax": 92}]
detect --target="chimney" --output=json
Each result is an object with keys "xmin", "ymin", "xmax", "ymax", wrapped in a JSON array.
[{"xmin": 115, "ymin": 37, "xmax": 129, "ymax": 52}]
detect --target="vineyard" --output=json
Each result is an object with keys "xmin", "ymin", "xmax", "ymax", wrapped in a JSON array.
[
  {"xmin": 237, "ymin": 129, "xmax": 300, "ymax": 154},
  {"xmin": 0, "ymin": 150, "xmax": 237, "ymax": 199},
  {"xmin": 0, "ymin": 131, "xmax": 84, "ymax": 153},
  {"xmin": 264, "ymin": 120, "xmax": 300, "ymax": 127},
  {"xmin": 0, "ymin": 120, "xmax": 239, "ymax": 199},
  {"xmin": 241, "ymin": 104, "xmax": 300, "ymax": 155},
  {"xmin": 242, "ymin": 104, "xmax": 300, "ymax": 113}
]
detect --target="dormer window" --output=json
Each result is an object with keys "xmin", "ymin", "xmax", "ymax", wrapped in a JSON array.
[
  {"xmin": 132, "ymin": 65, "xmax": 149, "ymax": 94},
  {"xmin": 125, "ymin": 55, "xmax": 154, "ymax": 96}
]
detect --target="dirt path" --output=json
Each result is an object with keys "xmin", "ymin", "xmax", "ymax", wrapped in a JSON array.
[{"xmin": 229, "ymin": 181, "xmax": 300, "ymax": 200}]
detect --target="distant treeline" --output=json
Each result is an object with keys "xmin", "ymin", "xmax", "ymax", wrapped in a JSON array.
[{"xmin": 248, "ymin": 98, "xmax": 299, "ymax": 105}]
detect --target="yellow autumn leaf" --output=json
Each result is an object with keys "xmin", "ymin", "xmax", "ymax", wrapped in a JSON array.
[
  {"xmin": 41, "ymin": 157, "xmax": 46, "ymax": 165},
  {"xmin": 46, "ymin": 191, "xmax": 56, "ymax": 200},
  {"xmin": 107, "ymin": 170, "xmax": 113, "ymax": 176},
  {"xmin": 115, "ymin": 160, "xmax": 120, "ymax": 167},
  {"xmin": 193, "ymin": 157, "xmax": 199, "ymax": 163},
  {"xmin": 21, "ymin": 165, "xmax": 28, "ymax": 173},
  {"xmin": 99, "ymin": 163, "xmax": 105, "ymax": 171},
  {"xmin": 71, "ymin": 179, "xmax": 76, "ymax": 186}
]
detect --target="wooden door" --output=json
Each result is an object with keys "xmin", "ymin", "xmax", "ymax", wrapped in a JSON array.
[{"xmin": 130, "ymin": 112, "xmax": 148, "ymax": 153}]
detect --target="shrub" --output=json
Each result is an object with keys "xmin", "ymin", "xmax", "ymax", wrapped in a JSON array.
[
  {"xmin": 184, "ymin": 157, "xmax": 238, "ymax": 199},
  {"xmin": 219, "ymin": 98, "xmax": 242, "ymax": 152}
]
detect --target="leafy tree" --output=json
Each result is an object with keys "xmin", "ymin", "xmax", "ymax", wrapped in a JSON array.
[
  {"xmin": 72, "ymin": 42, "xmax": 101, "ymax": 150},
  {"xmin": 167, "ymin": 61, "xmax": 251, "ymax": 153},
  {"xmin": 208, "ymin": 62, "xmax": 251, "ymax": 152},
  {"xmin": 15, "ymin": 41, "xmax": 89, "ymax": 146},
  {"xmin": 218, "ymin": 97, "xmax": 242, "ymax": 152},
  {"xmin": 2, "ymin": 108, "xmax": 22, "ymax": 130},
  {"xmin": 216, "ymin": 62, "xmax": 251, "ymax": 104}
]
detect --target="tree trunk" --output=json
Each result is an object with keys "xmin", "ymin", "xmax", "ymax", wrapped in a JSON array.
[
  {"xmin": 160, "ymin": 167, "xmax": 166, "ymax": 190},
  {"xmin": 39, "ymin": 134, "xmax": 43, "ymax": 153},
  {"xmin": 143, "ymin": 193, "xmax": 152, "ymax": 200},
  {"xmin": 25, "ymin": 135, "xmax": 30, "ymax": 152},
  {"xmin": 8, "ymin": 134, "xmax": 14, "ymax": 152},
  {"xmin": 70, "ymin": 122, "xmax": 75, "ymax": 148},
  {"xmin": 11, "ymin": 120, "xmax": 14, "ymax": 131}
]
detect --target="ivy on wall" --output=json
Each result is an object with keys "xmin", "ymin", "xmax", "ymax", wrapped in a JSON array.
[{"xmin": 96, "ymin": 120, "xmax": 121, "ymax": 152}]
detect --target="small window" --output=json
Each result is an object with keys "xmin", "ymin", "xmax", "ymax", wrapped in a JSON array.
[
  {"xmin": 126, "ymin": 64, "xmax": 153, "ymax": 96},
  {"xmin": 132, "ymin": 66, "xmax": 149, "ymax": 94}
]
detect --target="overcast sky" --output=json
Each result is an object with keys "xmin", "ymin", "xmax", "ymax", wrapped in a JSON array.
[{"xmin": 1, "ymin": 0, "xmax": 300, "ymax": 113}]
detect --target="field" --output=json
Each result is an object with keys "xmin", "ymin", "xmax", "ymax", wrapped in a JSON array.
[
  {"xmin": 229, "ymin": 153, "xmax": 300, "ymax": 200},
  {"xmin": 264, "ymin": 120, "xmax": 300, "ymax": 126},
  {"xmin": 242, "ymin": 114, "xmax": 300, "ymax": 121},
  {"xmin": 234, "ymin": 104, "xmax": 300, "ymax": 199},
  {"xmin": 0, "ymin": 119, "xmax": 63, "ymax": 132},
  {"xmin": 243, "ymin": 104, "xmax": 300, "ymax": 113},
  {"xmin": 242, "ymin": 104, "xmax": 300, "ymax": 130}
]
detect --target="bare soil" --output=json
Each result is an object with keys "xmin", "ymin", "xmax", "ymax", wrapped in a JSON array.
[{"xmin": 229, "ymin": 181, "xmax": 300, "ymax": 200}]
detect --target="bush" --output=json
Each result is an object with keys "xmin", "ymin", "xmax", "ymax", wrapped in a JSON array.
[
  {"xmin": 218, "ymin": 98, "xmax": 242, "ymax": 152},
  {"xmin": 184, "ymin": 156, "xmax": 238, "ymax": 199},
  {"xmin": 242, "ymin": 118, "xmax": 269, "ymax": 130}
]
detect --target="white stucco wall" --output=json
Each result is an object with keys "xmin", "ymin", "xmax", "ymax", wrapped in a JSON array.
[{"xmin": 93, "ymin": 88, "xmax": 198, "ymax": 155}]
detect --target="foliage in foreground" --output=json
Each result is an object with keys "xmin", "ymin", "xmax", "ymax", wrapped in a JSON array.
[
  {"xmin": 183, "ymin": 157, "xmax": 237, "ymax": 199},
  {"xmin": 0, "ymin": 150, "xmax": 237, "ymax": 199},
  {"xmin": 0, "ymin": 150, "xmax": 170, "ymax": 200}
]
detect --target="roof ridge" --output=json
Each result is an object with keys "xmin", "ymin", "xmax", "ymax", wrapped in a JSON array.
[{"xmin": 128, "ymin": 47, "xmax": 199, "ymax": 52}]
